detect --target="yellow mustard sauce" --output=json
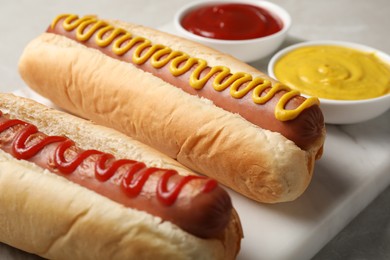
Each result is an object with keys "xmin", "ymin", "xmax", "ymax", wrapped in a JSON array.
[
  {"xmin": 52, "ymin": 14, "xmax": 320, "ymax": 121},
  {"xmin": 274, "ymin": 45, "xmax": 390, "ymax": 100}
]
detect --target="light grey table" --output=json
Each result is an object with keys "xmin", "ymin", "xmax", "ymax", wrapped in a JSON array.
[{"xmin": 0, "ymin": 1, "xmax": 389, "ymax": 259}]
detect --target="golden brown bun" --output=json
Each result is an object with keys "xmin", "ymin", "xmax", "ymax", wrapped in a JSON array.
[
  {"xmin": 0, "ymin": 93, "xmax": 242, "ymax": 260},
  {"xmin": 19, "ymin": 20, "xmax": 325, "ymax": 203}
]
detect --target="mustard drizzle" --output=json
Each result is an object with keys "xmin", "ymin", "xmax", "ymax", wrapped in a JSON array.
[{"xmin": 51, "ymin": 14, "xmax": 320, "ymax": 121}]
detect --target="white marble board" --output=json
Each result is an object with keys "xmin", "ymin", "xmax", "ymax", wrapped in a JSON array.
[{"xmin": 10, "ymin": 80, "xmax": 390, "ymax": 260}]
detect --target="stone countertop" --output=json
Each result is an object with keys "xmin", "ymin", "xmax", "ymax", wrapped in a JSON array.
[{"xmin": 0, "ymin": 0, "xmax": 389, "ymax": 259}]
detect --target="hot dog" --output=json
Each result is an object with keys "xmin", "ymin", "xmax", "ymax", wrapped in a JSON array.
[
  {"xmin": 0, "ymin": 93, "xmax": 242, "ymax": 260},
  {"xmin": 19, "ymin": 14, "xmax": 326, "ymax": 203}
]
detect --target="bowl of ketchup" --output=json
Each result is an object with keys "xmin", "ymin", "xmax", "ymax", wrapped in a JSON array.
[{"xmin": 174, "ymin": 0, "xmax": 291, "ymax": 62}]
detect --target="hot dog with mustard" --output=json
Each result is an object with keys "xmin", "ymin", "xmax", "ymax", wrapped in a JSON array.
[{"xmin": 19, "ymin": 14, "xmax": 326, "ymax": 203}]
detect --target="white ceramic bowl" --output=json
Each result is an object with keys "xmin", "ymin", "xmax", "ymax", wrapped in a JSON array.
[
  {"xmin": 174, "ymin": 0, "xmax": 291, "ymax": 63},
  {"xmin": 268, "ymin": 40, "xmax": 390, "ymax": 124}
]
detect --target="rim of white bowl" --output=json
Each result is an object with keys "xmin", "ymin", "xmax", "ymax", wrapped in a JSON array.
[
  {"xmin": 174, "ymin": 0, "xmax": 291, "ymax": 45},
  {"xmin": 267, "ymin": 40, "xmax": 390, "ymax": 105}
]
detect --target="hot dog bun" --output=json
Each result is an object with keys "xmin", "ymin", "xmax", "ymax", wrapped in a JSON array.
[
  {"xmin": 0, "ymin": 93, "xmax": 242, "ymax": 260},
  {"xmin": 19, "ymin": 14, "xmax": 325, "ymax": 203}
]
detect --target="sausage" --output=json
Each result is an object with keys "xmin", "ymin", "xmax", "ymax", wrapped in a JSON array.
[
  {"xmin": 0, "ymin": 111, "xmax": 232, "ymax": 239},
  {"xmin": 46, "ymin": 14, "xmax": 324, "ymax": 151}
]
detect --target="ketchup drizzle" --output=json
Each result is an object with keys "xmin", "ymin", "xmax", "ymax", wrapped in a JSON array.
[
  {"xmin": 121, "ymin": 162, "xmax": 154, "ymax": 198},
  {"xmin": 0, "ymin": 111, "xmax": 217, "ymax": 206},
  {"xmin": 0, "ymin": 119, "xmax": 64, "ymax": 160},
  {"xmin": 158, "ymin": 170, "xmax": 200, "ymax": 205},
  {"xmin": 55, "ymin": 139, "xmax": 103, "ymax": 174},
  {"xmin": 95, "ymin": 153, "xmax": 135, "ymax": 182}
]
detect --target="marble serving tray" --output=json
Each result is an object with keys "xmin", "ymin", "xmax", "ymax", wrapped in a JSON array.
[
  {"xmin": 4, "ymin": 86, "xmax": 389, "ymax": 260},
  {"xmin": 232, "ymin": 113, "xmax": 390, "ymax": 259}
]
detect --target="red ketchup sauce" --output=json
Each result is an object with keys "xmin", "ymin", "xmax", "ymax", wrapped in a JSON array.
[
  {"xmin": 180, "ymin": 3, "xmax": 283, "ymax": 40},
  {"xmin": 0, "ymin": 111, "xmax": 234, "ymax": 238},
  {"xmin": 0, "ymin": 111, "xmax": 218, "ymax": 206}
]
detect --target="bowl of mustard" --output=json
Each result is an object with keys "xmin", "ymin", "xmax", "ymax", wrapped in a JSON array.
[{"xmin": 268, "ymin": 40, "xmax": 390, "ymax": 124}]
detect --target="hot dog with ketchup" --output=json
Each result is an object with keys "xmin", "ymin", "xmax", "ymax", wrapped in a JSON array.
[
  {"xmin": 19, "ymin": 14, "xmax": 326, "ymax": 203},
  {"xmin": 0, "ymin": 93, "xmax": 242, "ymax": 260}
]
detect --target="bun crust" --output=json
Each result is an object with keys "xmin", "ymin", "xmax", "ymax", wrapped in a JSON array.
[
  {"xmin": 0, "ymin": 93, "xmax": 242, "ymax": 260},
  {"xmin": 19, "ymin": 21, "xmax": 324, "ymax": 203}
]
